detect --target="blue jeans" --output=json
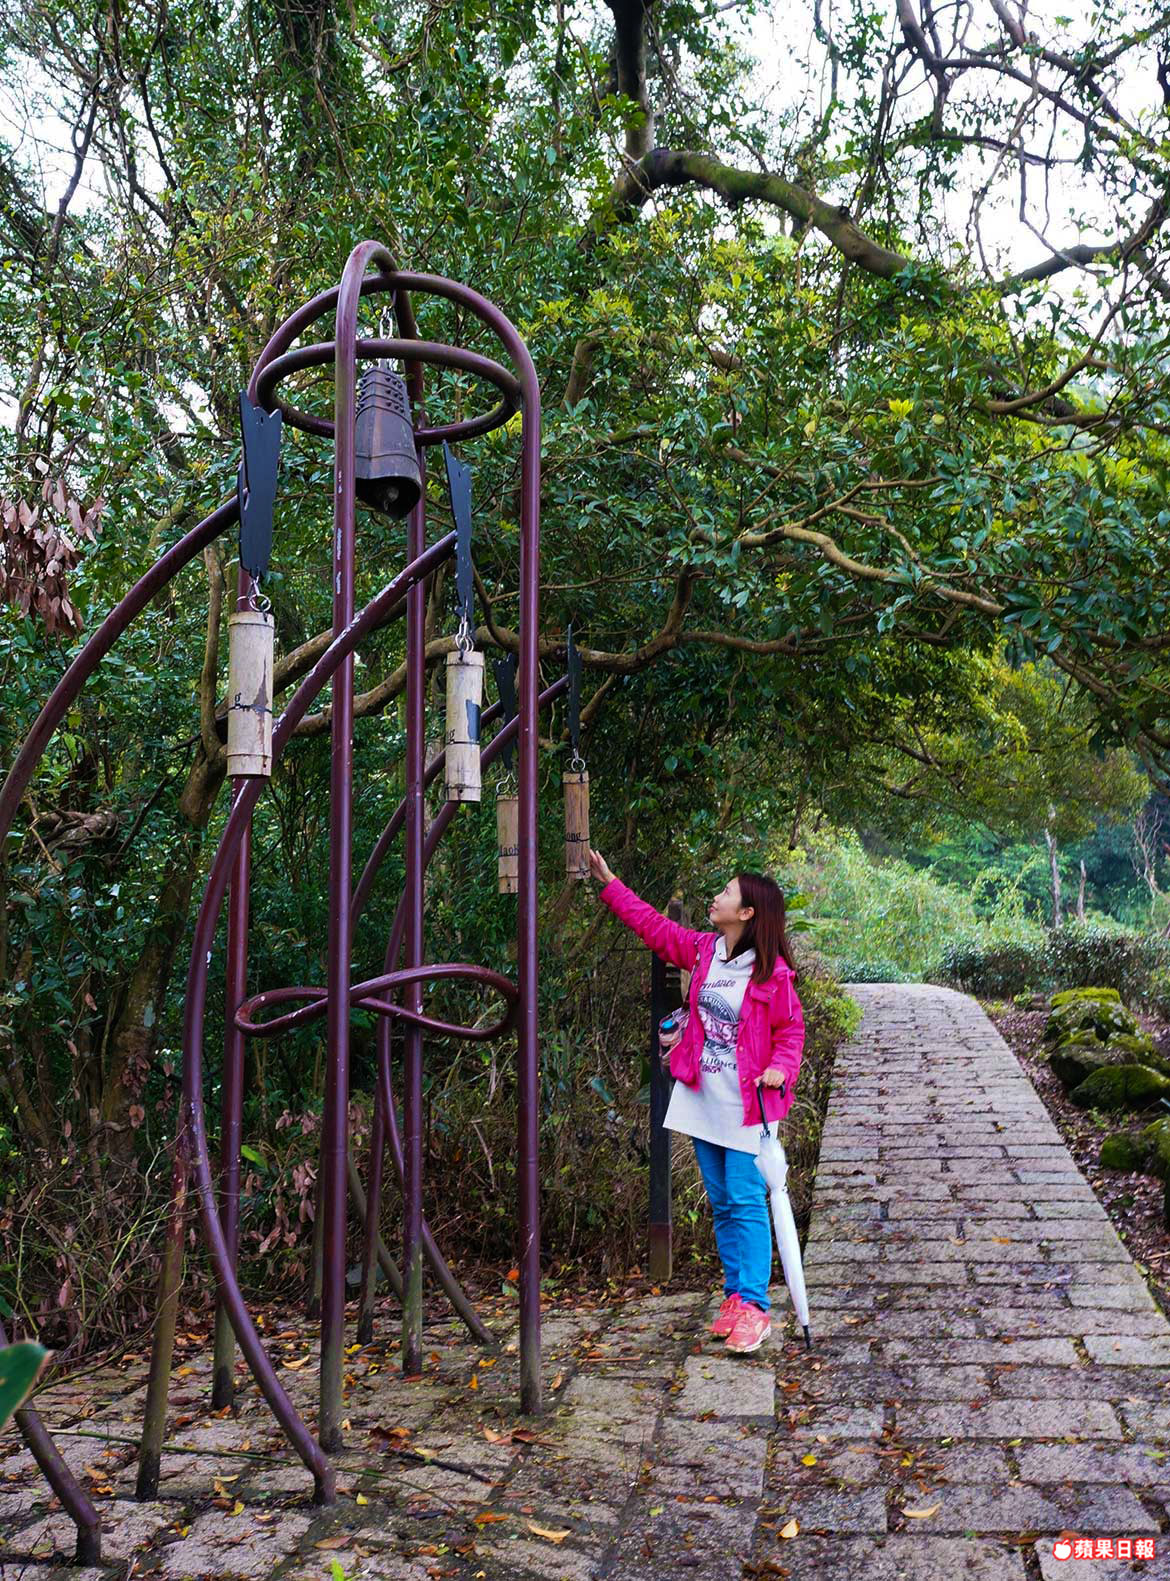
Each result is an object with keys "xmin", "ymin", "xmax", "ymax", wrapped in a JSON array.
[{"xmin": 692, "ymin": 1137, "xmax": 772, "ymax": 1312}]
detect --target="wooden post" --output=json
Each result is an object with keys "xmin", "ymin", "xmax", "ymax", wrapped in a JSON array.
[
  {"xmin": 563, "ymin": 768, "xmax": 589, "ymax": 878},
  {"xmin": 648, "ymin": 897, "xmax": 685, "ymax": 1282},
  {"xmin": 497, "ymin": 789, "xmax": 519, "ymax": 893},
  {"xmin": 226, "ymin": 610, "xmax": 274, "ymax": 777},
  {"xmin": 445, "ymin": 648, "xmax": 483, "ymax": 802}
]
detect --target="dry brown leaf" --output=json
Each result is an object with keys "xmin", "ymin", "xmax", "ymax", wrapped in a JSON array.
[
  {"xmin": 903, "ymin": 1504, "xmax": 941, "ymax": 1519},
  {"xmin": 779, "ymin": 1518, "xmax": 799, "ymax": 1538},
  {"xmin": 526, "ymin": 1522, "xmax": 570, "ymax": 1544},
  {"xmin": 314, "ymin": 1536, "xmax": 350, "ymax": 1550},
  {"xmin": 473, "ymin": 1511, "xmax": 509, "ymax": 1526}
]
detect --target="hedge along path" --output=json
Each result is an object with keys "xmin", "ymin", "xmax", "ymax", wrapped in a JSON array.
[{"xmin": 766, "ymin": 981, "xmax": 1170, "ymax": 1580}]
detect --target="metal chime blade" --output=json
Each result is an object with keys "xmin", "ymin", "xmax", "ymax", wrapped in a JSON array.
[
  {"xmin": 237, "ymin": 393, "xmax": 282, "ymax": 582},
  {"xmin": 566, "ymin": 620, "xmax": 582, "ymax": 758},
  {"xmin": 443, "ymin": 441, "xmax": 475, "ymax": 634},
  {"xmin": 492, "ymin": 653, "xmax": 518, "ymax": 773}
]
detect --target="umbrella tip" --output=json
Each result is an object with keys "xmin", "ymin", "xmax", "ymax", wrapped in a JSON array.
[{"xmin": 803, "ymin": 1325, "xmax": 812, "ymax": 1350}]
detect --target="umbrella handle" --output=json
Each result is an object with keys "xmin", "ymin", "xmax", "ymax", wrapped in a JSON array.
[{"xmin": 756, "ymin": 1080, "xmax": 770, "ymax": 1137}]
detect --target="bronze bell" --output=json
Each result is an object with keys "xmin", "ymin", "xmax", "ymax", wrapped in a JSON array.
[{"xmin": 354, "ymin": 366, "xmax": 422, "ymax": 518}]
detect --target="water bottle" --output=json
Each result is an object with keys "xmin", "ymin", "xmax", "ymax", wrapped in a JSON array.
[{"xmin": 658, "ymin": 1008, "xmax": 687, "ymax": 1065}]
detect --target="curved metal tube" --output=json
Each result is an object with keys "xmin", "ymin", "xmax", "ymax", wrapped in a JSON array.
[
  {"xmin": 0, "ymin": 497, "xmax": 238, "ymax": 846},
  {"xmin": 254, "ymin": 338, "xmax": 520, "ymax": 445},
  {"xmin": 0, "ymin": 1318, "xmax": 101, "ymax": 1564},
  {"xmin": 4, "ymin": 252, "xmax": 544, "ymax": 1510},
  {"xmin": 235, "ymin": 962, "xmax": 519, "ymax": 1041},
  {"xmin": 362, "ymin": 676, "xmax": 568, "ymax": 1350},
  {"xmin": 178, "ymin": 530, "xmax": 456, "ymax": 1497}
]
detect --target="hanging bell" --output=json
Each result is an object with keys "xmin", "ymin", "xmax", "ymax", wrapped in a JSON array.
[
  {"xmin": 227, "ymin": 609, "xmax": 275, "ymax": 777},
  {"xmin": 354, "ymin": 366, "xmax": 421, "ymax": 518},
  {"xmin": 496, "ymin": 783, "xmax": 519, "ymax": 894},
  {"xmin": 445, "ymin": 645, "xmax": 484, "ymax": 802},
  {"xmin": 563, "ymin": 760, "xmax": 590, "ymax": 879}
]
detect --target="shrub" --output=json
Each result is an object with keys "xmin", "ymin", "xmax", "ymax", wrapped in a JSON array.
[
  {"xmin": 831, "ymin": 957, "xmax": 914, "ymax": 984},
  {"xmin": 931, "ymin": 938, "xmax": 1049, "ymax": 998},
  {"xmin": 1046, "ymin": 923, "xmax": 1170, "ymax": 1006}
]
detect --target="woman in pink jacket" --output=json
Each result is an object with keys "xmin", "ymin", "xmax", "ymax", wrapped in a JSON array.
[{"xmin": 587, "ymin": 849, "xmax": 805, "ymax": 1354}]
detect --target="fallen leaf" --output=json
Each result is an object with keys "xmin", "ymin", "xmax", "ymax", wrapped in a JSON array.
[
  {"xmin": 800, "ymin": 1454, "xmax": 817, "ymax": 1466},
  {"xmin": 469, "ymin": 1374, "xmax": 479, "ymax": 1391},
  {"xmin": 903, "ymin": 1504, "xmax": 941, "ymax": 1519},
  {"xmin": 230, "ymin": 1500, "xmax": 245, "ymax": 1516},
  {"xmin": 526, "ymin": 1522, "xmax": 570, "ymax": 1544},
  {"xmin": 282, "ymin": 1356, "xmax": 310, "ymax": 1370},
  {"xmin": 779, "ymin": 1518, "xmax": 799, "ymax": 1538},
  {"xmin": 473, "ymin": 1512, "xmax": 509, "ymax": 1526},
  {"xmin": 355, "ymin": 1493, "xmax": 369, "ymax": 1506},
  {"xmin": 483, "ymin": 1427, "xmax": 511, "ymax": 1444},
  {"xmin": 315, "ymin": 1536, "xmax": 352, "ymax": 1550},
  {"xmin": 992, "ymin": 1237, "xmax": 1012, "ymax": 1245}
]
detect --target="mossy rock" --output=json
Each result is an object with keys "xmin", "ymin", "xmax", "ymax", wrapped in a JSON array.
[
  {"xmin": 1050, "ymin": 1036, "xmax": 1169, "ymax": 1089},
  {"xmin": 1100, "ymin": 1129, "xmax": 1155, "ymax": 1172},
  {"xmin": 1104, "ymin": 1030, "xmax": 1160, "ymax": 1061},
  {"xmin": 1046, "ymin": 988, "xmax": 1139, "ymax": 1046},
  {"xmin": 1099, "ymin": 1116, "xmax": 1170, "ymax": 1177},
  {"xmin": 1069, "ymin": 1064, "xmax": 1170, "ymax": 1111},
  {"xmin": 1141, "ymin": 1116, "xmax": 1170, "ymax": 1179},
  {"xmin": 1050, "ymin": 1042, "xmax": 1114, "ymax": 1088},
  {"xmin": 1051, "ymin": 987, "xmax": 1121, "ymax": 1008}
]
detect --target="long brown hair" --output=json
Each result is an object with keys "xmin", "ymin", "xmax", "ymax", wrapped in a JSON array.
[{"xmin": 727, "ymin": 871, "xmax": 798, "ymax": 985}]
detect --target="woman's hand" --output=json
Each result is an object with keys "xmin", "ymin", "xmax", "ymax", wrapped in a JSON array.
[
  {"xmin": 587, "ymin": 848, "xmax": 616, "ymax": 886},
  {"xmin": 760, "ymin": 1068, "xmax": 785, "ymax": 1089}
]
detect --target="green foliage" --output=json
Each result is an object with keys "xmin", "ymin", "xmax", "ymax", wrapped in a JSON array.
[
  {"xmin": 777, "ymin": 826, "xmax": 1044, "ymax": 981},
  {"xmin": 0, "ymin": 1342, "xmax": 46, "ymax": 1428},
  {"xmin": 1046, "ymin": 927, "xmax": 1170, "ymax": 1008},
  {"xmin": 933, "ymin": 937, "xmax": 1048, "ymax": 999}
]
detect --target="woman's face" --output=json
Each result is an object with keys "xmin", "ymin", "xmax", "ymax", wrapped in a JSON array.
[{"xmin": 708, "ymin": 877, "xmax": 753, "ymax": 931}]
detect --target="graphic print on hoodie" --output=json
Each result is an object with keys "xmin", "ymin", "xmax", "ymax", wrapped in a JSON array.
[{"xmin": 663, "ymin": 937, "xmax": 761, "ymax": 1152}]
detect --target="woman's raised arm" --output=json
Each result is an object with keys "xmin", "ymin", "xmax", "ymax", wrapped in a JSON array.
[{"xmin": 590, "ymin": 850, "xmax": 709, "ymax": 972}]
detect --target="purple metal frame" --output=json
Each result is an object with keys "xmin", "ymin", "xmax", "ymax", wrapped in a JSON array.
[{"xmin": 0, "ymin": 245, "xmax": 545, "ymax": 1519}]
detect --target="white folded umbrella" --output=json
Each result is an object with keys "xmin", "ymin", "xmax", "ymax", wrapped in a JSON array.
[{"xmin": 754, "ymin": 1083, "xmax": 812, "ymax": 1350}]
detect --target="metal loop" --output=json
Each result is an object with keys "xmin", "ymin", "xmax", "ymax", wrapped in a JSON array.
[
  {"xmin": 456, "ymin": 614, "xmax": 474, "ymax": 654},
  {"xmin": 569, "ymin": 751, "xmax": 586, "ymax": 774},
  {"xmin": 496, "ymin": 769, "xmax": 517, "ymax": 796}
]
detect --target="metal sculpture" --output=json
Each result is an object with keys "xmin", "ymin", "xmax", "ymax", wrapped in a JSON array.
[{"xmin": 0, "ymin": 242, "xmax": 551, "ymax": 1527}]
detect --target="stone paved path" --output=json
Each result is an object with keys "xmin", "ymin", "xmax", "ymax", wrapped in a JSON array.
[
  {"xmin": 3, "ymin": 983, "xmax": 1170, "ymax": 1579},
  {"xmin": 793, "ymin": 983, "xmax": 1170, "ymax": 1581}
]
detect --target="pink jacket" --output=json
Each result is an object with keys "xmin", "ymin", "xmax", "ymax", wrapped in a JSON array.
[{"xmin": 599, "ymin": 876, "xmax": 805, "ymax": 1126}]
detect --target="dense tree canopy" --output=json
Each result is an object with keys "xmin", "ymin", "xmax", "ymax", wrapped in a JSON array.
[{"xmin": 1, "ymin": 0, "xmax": 1168, "ymax": 1149}]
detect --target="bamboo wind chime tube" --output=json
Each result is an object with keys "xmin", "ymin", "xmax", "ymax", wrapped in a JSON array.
[
  {"xmin": 226, "ymin": 609, "xmax": 275, "ymax": 777},
  {"xmin": 497, "ymin": 788, "xmax": 519, "ymax": 894},
  {"xmin": 563, "ymin": 767, "xmax": 590, "ymax": 879},
  {"xmin": 445, "ymin": 648, "xmax": 484, "ymax": 802}
]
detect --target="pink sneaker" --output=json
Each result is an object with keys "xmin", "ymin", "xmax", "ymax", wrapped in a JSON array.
[
  {"xmin": 726, "ymin": 1302, "xmax": 771, "ymax": 1354},
  {"xmin": 710, "ymin": 1294, "xmax": 744, "ymax": 1339}
]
